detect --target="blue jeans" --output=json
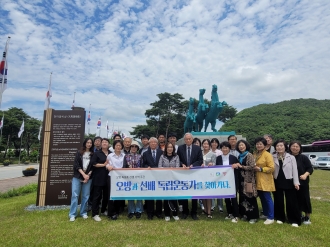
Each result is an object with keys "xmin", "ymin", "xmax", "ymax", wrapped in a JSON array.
[
  {"xmin": 69, "ymin": 177, "xmax": 92, "ymax": 218},
  {"xmin": 258, "ymin": 191, "xmax": 274, "ymax": 220},
  {"xmin": 128, "ymin": 200, "xmax": 143, "ymax": 214},
  {"xmin": 213, "ymin": 199, "xmax": 223, "ymax": 208}
]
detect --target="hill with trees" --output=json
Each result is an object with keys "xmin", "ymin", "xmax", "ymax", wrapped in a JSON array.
[{"xmin": 220, "ymin": 98, "xmax": 330, "ymax": 145}]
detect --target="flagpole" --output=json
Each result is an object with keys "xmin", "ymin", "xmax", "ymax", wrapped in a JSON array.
[
  {"xmin": 99, "ymin": 117, "xmax": 101, "ymax": 136},
  {"xmin": 18, "ymin": 119, "xmax": 24, "ymax": 164},
  {"xmin": 37, "ymin": 139, "xmax": 40, "ymax": 164},
  {"xmin": 0, "ymin": 112, "xmax": 3, "ymax": 146},
  {"xmin": 18, "ymin": 133, "xmax": 23, "ymax": 165},
  {"xmin": 88, "ymin": 104, "xmax": 91, "ymax": 135},
  {"xmin": 37, "ymin": 125, "xmax": 41, "ymax": 164},
  {"xmin": 44, "ymin": 72, "xmax": 52, "ymax": 110},
  {"xmin": 72, "ymin": 92, "xmax": 76, "ymax": 109},
  {"xmin": 0, "ymin": 36, "xmax": 11, "ymax": 110}
]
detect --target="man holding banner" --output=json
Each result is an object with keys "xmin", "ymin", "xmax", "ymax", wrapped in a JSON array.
[
  {"xmin": 177, "ymin": 133, "xmax": 203, "ymax": 220},
  {"xmin": 142, "ymin": 137, "xmax": 163, "ymax": 220}
]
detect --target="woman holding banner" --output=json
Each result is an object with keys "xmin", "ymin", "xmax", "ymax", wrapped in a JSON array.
[
  {"xmin": 210, "ymin": 138, "xmax": 223, "ymax": 213},
  {"xmin": 201, "ymin": 139, "xmax": 216, "ymax": 218},
  {"xmin": 69, "ymin": 138, "xmax": 94, "ymax": 222},
  {"xmin": 216, "ymin": 141, "xmax": 240, "ymax": 223},
  {"xmin": 123, "ymin": 140, "xmax": 143, "ymax": 219},
  {"xmin": 232, "ymin": 140, "xmax": 259, "ymax": 224},
  {"xmin": 106, "ymin": 140, "xmax": 125, "ymax": 220},
  {"xmin": 158, "ymin": 142, "xmax": 180, "ymax": 221}
]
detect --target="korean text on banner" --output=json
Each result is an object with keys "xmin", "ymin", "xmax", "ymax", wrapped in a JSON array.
[{"xmin": 110, "ymin": 166, "xmax": 236, "ymax": 200}]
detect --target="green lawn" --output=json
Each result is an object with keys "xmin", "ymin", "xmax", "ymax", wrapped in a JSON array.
[{"xmin": 1, "ymin": 170, "xmax": 330, "ymax": 247}]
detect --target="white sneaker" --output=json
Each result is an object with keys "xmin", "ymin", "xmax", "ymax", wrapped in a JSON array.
[
  {"xmin": 173, "ymin": 216, "xmax": 180, "ymax": 221},
  {"xmin": 225, "ymin": 214, "xmax": 234, "ymax": 220},
  {"xmin": 165, "ymin": 217, "xmax": 170, "ymax": 222},
  {"xmin": 231, "ymin": 217, "xmax": 238, "ymax": 223},
  {"xmin": 218, "ymin": 207, "xmax": 223, "ymax": 213},
  {"xmin": 249, "ymin": 219, "xmax": 257, "ymax": 224},
  {"xmin": 179, "ymin": 205, "xmax": 183, "ymax": 212},
  {"xmin": 69, "ymin": 217, "xmax": 75, "ymax": 222},
  {"xmin": 264, "ymin": 219, "xmax": 274, "ymax": 225},
  {"xmin": 292, "ymin": 223, "xmax": 299, "ymax": 227},
  {"xmin": 277, "ymin": 220, "xmax": 283, "ymax": 224},
  {"xmin": 259, "ymin": 215, "xmax": 267, "ymax": 219},
  {"xmin": 82, "ymin": 215, "xmax": 88, "ymax": 220},
  {"xmin": 102, "ymin": 211, "xmax": 108, "ymax": 216},
  {"xmin": 93, "ymin": 215, "xmax": 102, "ymax": 222},
  {"xmin": 303, "ymin": 217, "xmax": 311, "ymax": 225}
]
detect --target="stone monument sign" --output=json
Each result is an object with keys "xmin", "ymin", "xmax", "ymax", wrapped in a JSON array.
[{"xmin": 36, "ymin": 109, "xmax": 85, "ymax": 206}]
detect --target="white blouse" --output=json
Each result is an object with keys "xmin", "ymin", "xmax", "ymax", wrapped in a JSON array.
[
  {"xmin": 221, "ymin": 154, "xmax": 230, "ymax": 166},
  {"xmin": 107, "ymin": 152, "xmax": 125, "ymax": 176}
]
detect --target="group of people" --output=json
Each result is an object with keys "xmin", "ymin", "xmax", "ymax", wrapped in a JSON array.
[{"xmin": 68, "ymin": 132, "xmax": 313, "ymax": 227}]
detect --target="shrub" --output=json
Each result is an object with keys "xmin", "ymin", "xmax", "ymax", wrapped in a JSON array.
[
  {"xmin": 29, "ymin": 150, "xmax": 39, "ymax": 162},
  {"xmin": 3, "ymin": 160, "xmax": 10, "ymax": 166}
]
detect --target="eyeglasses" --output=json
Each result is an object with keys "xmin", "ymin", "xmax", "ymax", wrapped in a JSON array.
[{"xmin": 131, "ymin": 145, "xmax": 139, "ymax": 148}]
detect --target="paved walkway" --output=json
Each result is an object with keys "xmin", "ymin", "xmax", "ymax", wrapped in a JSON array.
[
  {"xmin": 0, "ymin": 163, "xmax": 39, "ymax": 193},
  {"xmin": 0, "ymin": 175, "xmax": 38, "ymax": 193},
  {"xmin": 0, "ymin": 174, "xmax": 38, "ymax": 193}
]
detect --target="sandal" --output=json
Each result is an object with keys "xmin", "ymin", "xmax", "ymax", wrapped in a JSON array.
[{"xmin": 207, "ymin": 214, "xmax": 213, "ymax": 219}]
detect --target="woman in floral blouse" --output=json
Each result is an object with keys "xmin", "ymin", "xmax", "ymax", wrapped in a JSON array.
[
  {"xmin": 123, "ymin": 140, "xmax": 143, "ymax": 219},
  {"xmin": 232, "ymin": 140, "xmax": 259, "ymax": 224}
]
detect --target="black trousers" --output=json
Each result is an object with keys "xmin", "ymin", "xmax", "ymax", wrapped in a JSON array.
[
  {"xmin": 88, "ymin": 183, "xmax": 94, "ymax": 206},
  {"xmin": 238, "ymin": 184, "xmax": 259, "ymax": 220},
  {"xmin": 107, "ymin": 176, "xmax": 120, "ymax": 217},
  {"xmin": 274, "ymin": 187, "xmax": 301, "ymax": 225},
  {"xmin": 297, "ymin": 184, "xmax": 312, "ymax": 214},
  {"xmin": 164, "ymin": 200, "xmax": 178, "ymax": 217},
  {"xmin": 182, "ymin": 199, "xmax": 198, "ymax": 216},
  {"xmin": 225, "ymin": 197, "xmax": 239, "ymax": 218},
  {"xmin": 91, "ymin": 185, "xmax": 108, "ymax": 217},
  {"xmin": 145, "ymin": 200, "xmax": 163, "ymax": 216}
]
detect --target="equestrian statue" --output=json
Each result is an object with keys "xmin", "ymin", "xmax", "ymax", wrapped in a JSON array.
[
  {"xmin": 194, "ymin": 88, "xmax": 208, "ymax": 132},
  {"xmin": 204, "ymin": 85, "xmax": 227, "ymax": 132},
  {"xmin": 184, "ymin": 97, "xmax": 195, "ymax": 133}
]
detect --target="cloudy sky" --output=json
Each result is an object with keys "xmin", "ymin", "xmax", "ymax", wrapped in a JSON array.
[{"xmin": 1, "ymin": 0, "xmax": 329, "ymax": 137}]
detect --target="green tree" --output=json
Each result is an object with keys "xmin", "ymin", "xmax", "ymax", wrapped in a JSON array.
[
  {"xmin": 218, "ymin": 105, "xmax": 237, "ymax": 123},
  {"xmin": 0, "ymin": 107, "xmax": 41, "ymax": 158},
  {"xmin": 84, "ymin": 133, "xmax": 96, "ymax": 139},
  {"xmin": 130, "ymin": 93, "xmax": 188, "ymax": 139}
]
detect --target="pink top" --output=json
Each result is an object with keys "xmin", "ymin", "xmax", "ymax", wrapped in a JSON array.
[{"xmin": 212, "ymin": 149, "xmax": 223, "ymax": 157}]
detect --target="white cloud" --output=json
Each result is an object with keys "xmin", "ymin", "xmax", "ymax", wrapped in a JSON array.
[{"xmin": 1, "ymin": 0, "xmax": 330, "ymax": 137}]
